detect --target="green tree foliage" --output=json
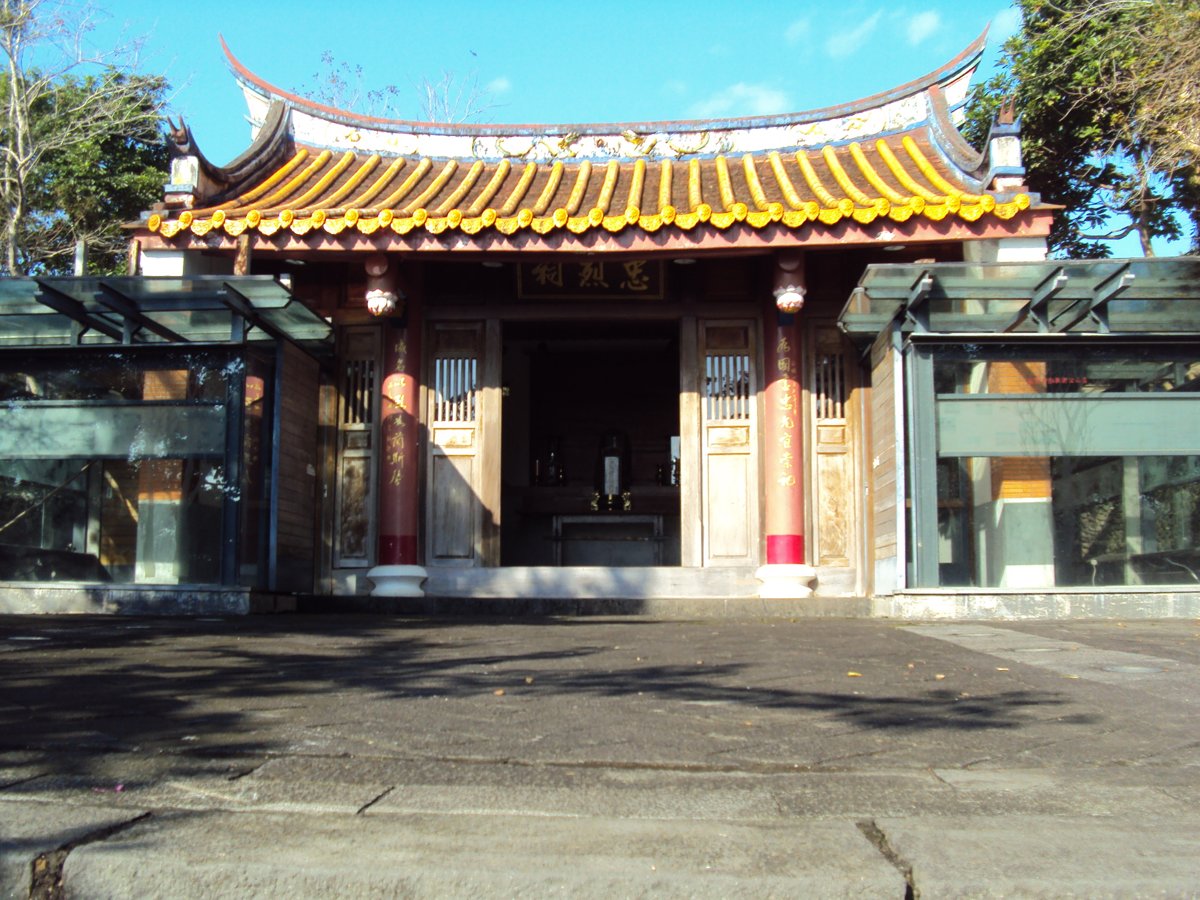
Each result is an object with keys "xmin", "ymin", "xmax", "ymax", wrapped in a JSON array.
[
  {"xmin": 1, "ymin": 0, "xmax": 168, "ymax": 275},
  {"xmin": 968, "ymin": 0, "xmax": 1200, "ymax": 257}
]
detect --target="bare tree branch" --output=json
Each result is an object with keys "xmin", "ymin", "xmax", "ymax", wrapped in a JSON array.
[{"xmin": 1, "ymin": 0, "xmax": 165, "ymax": 274}]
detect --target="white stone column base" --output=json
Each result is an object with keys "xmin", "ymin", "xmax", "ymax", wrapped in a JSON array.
[
  {"xmin": 755, "ymin": 564, "xmax": 817, "ymax": 599},
  {"xmin": 366, "ymin": 564, "xmax": 428, "ymax": 598}
]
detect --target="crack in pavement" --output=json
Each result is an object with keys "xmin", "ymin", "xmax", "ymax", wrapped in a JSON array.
[
  {"xmin": 856, "ymin": 818, "xmax": 917, "ymax": 899},
  {"xmin": 28, "ymin": 812, "xmax": 152, "ymax": 900},
  {"xmin": 355, "ymin": 785, "xmax": 395, "ymax": 815}
]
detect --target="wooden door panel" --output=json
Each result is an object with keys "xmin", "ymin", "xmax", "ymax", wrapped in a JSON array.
[
  {"xmin": 426, "ymin": 325, "xmax": 484, "ymax": 567},
  {"xmin": 700, "ymin": 320, "xmax": 759, "ymax": 567},
  {"xmin": 706, "ymin": 452, "xmax": 752, "ymax": 560},
  {"xmin": 333, "ymin": 327, "xmax": 381, "ymax": 568},
  {"xmin": 430, "ymin": 453, "xmax": 476, "ymax": 560}
]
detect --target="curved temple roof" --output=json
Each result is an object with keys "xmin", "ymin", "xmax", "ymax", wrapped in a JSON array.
[{"xmin": 147, "ymin": 35, "xmax": 1035, "ymax": 247}]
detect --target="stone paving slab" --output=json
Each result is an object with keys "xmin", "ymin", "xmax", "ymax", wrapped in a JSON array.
[
  {"xmin": 876, "ymin": 815, "xmax": 1200, "ymax": 899},
  {"xmin": 3, "ymin": 773, "xmax": 392, "ymax": 816},
  {"xmin": 0, "ymin": 803, "xmax": 146, "ymax": 900},
  {"xmin": 4, "ymin": 761, "xmax": 1190, "ymax": 824},
  {"xmin": 0, "ymin": 616, "xmax": 1196, "ymax": 897},
  {"xmin": 65, "ymin": 809, "xmax": 903, "ymax": 899},
  {"xmin": 904, "ymin": 623, "xmax": 1200, "ymax": 701}
]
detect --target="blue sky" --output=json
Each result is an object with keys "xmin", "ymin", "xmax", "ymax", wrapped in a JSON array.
[
  {"xmin": 86, "ymin": 0, "xmax": 1183, "ymax": 255},
  {"xmin": 94, "ymin": 0, "xmax": 1021, "ymax": 163}
]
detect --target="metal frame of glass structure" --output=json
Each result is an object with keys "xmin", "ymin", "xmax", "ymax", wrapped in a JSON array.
[
  {"xmin": 0, "ymin": 276, "xmax": 332, "ymax": 589},
  {"xmin": 841, "ymin": 258, "xmax": 1200, "ymax": 592}
]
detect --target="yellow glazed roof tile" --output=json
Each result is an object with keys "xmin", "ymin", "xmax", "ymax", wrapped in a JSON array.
[{"xmin": 149, "ymin": 135, "xmax": 1032, "ymax": 242}]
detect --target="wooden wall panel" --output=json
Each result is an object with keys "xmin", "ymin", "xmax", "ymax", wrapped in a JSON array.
[
  {"xmin": 869, "ymin": 331, "xmax": 899, "ymax": 566},
  {"xmin": 274, "ymin": 343, "xmax": 320, "ymax": 592},
  {"xmin": 810, "ymin": 323, "xmax": 858, "ymax": 570}
]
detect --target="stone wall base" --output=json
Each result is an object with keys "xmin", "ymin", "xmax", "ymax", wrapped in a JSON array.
[{"xmin": 875, "ymin": 590, "xmax": 1200, "ymax": 620}]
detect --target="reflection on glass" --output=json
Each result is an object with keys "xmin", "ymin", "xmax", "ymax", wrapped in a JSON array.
[
  {"xmin": 926, "ymin": 345, "xmax": 1200, "ymax": 588},
  {"xmin": 935, "ymin": 347, "xmax": 1200, "ymax": 396},
  {"xmin": 0, "ymin": 457, "xmax": 225, "ymax": 583},
  {"xmin": 936, "ymin": 455, "xmax": 1200, "ymax": 588},
  {"xmin": 239, "ymin": 362, "xmax": 271, "ymax": 586},
  {"xmin": 0, "ymin": 350, "xmax": 259, "ymax": 586},
  {"xmin": 0, "ymin": 353, "xmax": 233, "ymax": 403}
]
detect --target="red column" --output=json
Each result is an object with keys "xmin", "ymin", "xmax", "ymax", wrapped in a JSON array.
[
  {"xmin": 376, "ymin": 266, "xmax": 422, "ymax": 566},
  {"xmin": 763, "ymin": 254, "xmax": 806, "ymax": 565}
]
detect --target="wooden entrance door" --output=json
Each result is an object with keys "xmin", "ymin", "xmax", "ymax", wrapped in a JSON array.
[
  {"xmin": 425, "ymin": 322, "xmax": 501, "ymax": 567},
  {"xmin": 698, "ymin": 320, "xmax": 760, "ymax": 567}
]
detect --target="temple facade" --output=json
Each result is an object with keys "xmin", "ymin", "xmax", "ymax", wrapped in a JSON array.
[{"xmin": 2, "ymin": 34, "xmax": 1196, "ymax": 616}]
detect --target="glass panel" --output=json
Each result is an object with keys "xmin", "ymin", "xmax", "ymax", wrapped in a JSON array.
[
  {"xmin": 0, "ymin": 457, "xmax": 225, "ymax": 583},
  {"xmin": 918, "ymin": 343, "xmax": 1200, "ymax": 588},
  {"xmin": 936, "ymin": 454, "xmax": 1200, "ymax": 588},
  {"xmin": 935, "ymin": 346, "xmax": 1200, "ymax": 396},
  {"xmin": 0, "ymin": 459, "xmax": 93, "ymax": 579},
  {"xmin": 0, "ymin": 349, "xmax": 245, "ymax": 585},
  {"xmin": 0, "ymin": 352, "xmax": 232, "ymax": 402}
]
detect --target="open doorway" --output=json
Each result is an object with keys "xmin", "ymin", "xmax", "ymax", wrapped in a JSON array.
[{"xmin": 500, "ymin": 321, "xmax": 681, "ymax": 566}]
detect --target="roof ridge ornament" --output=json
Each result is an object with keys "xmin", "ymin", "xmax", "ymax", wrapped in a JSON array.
[{"xmin": 219, "ymin": 31, "xmax": 989, "ymax": 162}]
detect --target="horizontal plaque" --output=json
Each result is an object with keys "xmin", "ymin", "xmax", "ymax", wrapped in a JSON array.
[{"xmin": 517, "ymin": 260, "xmax": 664, "ymax": 300}]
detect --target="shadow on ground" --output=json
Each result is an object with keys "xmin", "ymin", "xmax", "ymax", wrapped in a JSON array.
[{"xmin": 0, "ymin": 615, "xmax": 1092, "ymax": 775}]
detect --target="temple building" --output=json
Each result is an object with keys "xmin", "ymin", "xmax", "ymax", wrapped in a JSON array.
[{"xmin": 1, "ymin": 34, "xmax": 1197, "ymax": 616}]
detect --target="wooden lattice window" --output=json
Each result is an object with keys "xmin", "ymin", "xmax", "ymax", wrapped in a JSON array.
[
  {"xmin": 705, "ymin": 353, "xmax": 752, "ymax": 420},
  {"xmin": 813, "ymin": 349, "xmax": 847, "ymax": 421},
  {"xmin": 432, "ymin": 356, "xmax": 477, "ymax": 423},
  {"xmin": 340, "ymin": 357, "xmax": 375, "ymax": 427}
]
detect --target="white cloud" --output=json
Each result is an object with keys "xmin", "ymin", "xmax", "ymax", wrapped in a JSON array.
[
  {"xmin": 486, "ymin": 76, "xmax": 512, "ymax": 95},
  {"xmin": 690, "ymin": 83, "xmax": 792, "ymax": 119},
  {"xmin": 991, "ymin": 6, "xmax": 1022, "ymax": 41},
  {"xmin": 661, "ymin": 79, "xmax": 688, "ymax": 98},
  {"xmin": 826, "ymin": 11, "xmax": 882, "ymax": 59},
  {"xmin": 906, "ymin": 11, "xmax": 941, "ymax": 45},
  {"xmin": 785, "ymin": 17, "xmax": 811, "ymax": 45}
]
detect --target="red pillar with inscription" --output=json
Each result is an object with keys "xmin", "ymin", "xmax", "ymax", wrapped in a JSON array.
[
  {"xmin": 365, "ymin": 255, "xmax": 427, "ymax": 596},
  {"xmin": 378, "ymin": 318, "xmax": 421, "ymax": 564},
  {"xmin": 757, "ymin": 253, "xmax": 815, "ymax": 597}
]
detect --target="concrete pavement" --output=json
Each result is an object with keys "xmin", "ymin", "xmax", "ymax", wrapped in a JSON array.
[{"xmin": 0, "ymin": 615, "xmax": 1197, "ymax": 897}]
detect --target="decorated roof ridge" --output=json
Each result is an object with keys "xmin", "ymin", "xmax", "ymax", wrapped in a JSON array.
[{"xmin": 220, "ymin": 30, "xmax": 986, "ymax": 139}]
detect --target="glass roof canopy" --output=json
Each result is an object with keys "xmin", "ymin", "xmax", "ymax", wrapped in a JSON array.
[
  {"xmin": 0, "ymin": 275, "xmax": 332, "ymax": 349},
  {"xmin": 839, "ymin": 257, "xmax": 1200, "ymax": 339}
]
